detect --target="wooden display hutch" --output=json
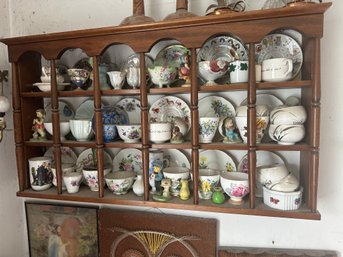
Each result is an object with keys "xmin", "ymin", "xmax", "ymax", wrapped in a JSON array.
[{"xmin": 0, "ymin": 3, "xmax": 331, "ymax": 220}]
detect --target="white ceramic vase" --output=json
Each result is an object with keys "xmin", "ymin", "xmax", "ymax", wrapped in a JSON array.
[{"xmin": 133, "ymin": 174, "xmax": 144, "ymax": 196}]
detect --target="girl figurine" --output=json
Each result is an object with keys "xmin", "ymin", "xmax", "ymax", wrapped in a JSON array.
[
  {"xmin": 32, "ymin": 109, "xmax": 47, "ymax": 141},
  {"xmin": 222, "ymin": 117, "xmax": 241, "ymax": 144},
  {"xmin": 178, "ymin": 51, "xmax": 191, "ymax": 87}
]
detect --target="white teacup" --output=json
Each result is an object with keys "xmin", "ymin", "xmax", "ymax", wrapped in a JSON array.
[
  {"xmin": 107, "ymin": 71, "xmax": 125, "ymax": 89},
  {"xmin": 199, "ymin": 117, "xmax": 220, "ymax": 143},
  {"xmin": 149, "ymin": 122, "xmax": 172, "ymax": 143},
  {"xmin": 229, "ymin": 60, "xmax": 249, "ymax": 83},
  {"xmin": 69, "ymin": 119, "xmax": 94, "ymax": 141},
  {"xmin": 262, "ymin": 58, "xmax": 293, "ymax": 82},
  {"xmin": 51, "ymin": 163, "xmax": 76, "ymax": 190},
  {"xmin": 63, "ymin": 170, "xmax": 82, "ymax": 194}
]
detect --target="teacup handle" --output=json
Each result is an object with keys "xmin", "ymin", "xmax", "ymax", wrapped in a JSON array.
[
  {"xmin": 283, "ymin": 59, "xmax": 293, "ymax": 77},
  {"xmin": 41, "ymin": 67, "xmax": 48, "ymax": 77}
]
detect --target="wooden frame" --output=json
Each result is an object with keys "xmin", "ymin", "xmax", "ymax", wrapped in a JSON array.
[{"xmin": 25, "ymin": 202, "xmax": 99, "ymax": 257}]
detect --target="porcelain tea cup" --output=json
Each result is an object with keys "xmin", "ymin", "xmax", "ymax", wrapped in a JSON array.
[
  {"xmin": 69, "ymin": 119, "xmax": 94, "ymax": 141},
  {"xmin": 82, "ymin": 166, "xmax": 111, "ymax": 191},
  {"xmin": 199, "ymin": 117, "xmax": 220, "ymax": 143},
  {"xmin": 149, "ymin": 122, "xmax": 172, "ymax": 143},
  {"xmin": 163, "ymin": 167, "xmax": 190, "ymax": 197},
  {"xmin": 67, "ymin": 68, "xmax": 90, "ymax": 88},
  {"xmin": 148, "ymin": 65, "xmax": 178, "ymax": 88},
  {"xmin": 117, "ymin": 124, "xmax": 142, "ymax": 143},
  {"xmin": 235, "ymin": 115, "xmax": 269, "ymax": 143},
  {"xmin": 220, "ymin": 172, "xmax": 249, "ymax": 204},
  {"xmin": 44, "ymin": 121, "xmax": 71, "ymax": 141},
  {"xmin": 198, "ymin": 169, "xmax": 221, "ymax": 200},
  {"xmin": 198, "ymin": 60, "xmax": 229, "ymax": 86},
  {"xmin": 269, "ymin": 124, "xmax": 305, "ymax": 145},
  {"xmin": 107, "ymin": 71, "xmax": 125, "ymax": 89},
  {"xmin": 105, "ymin": 171, "xmax": 136, "ymax": 195},
  {"xmin": 229, "ymin": 60, "xmax": 249, "ymax": 83},
  {"xmin": 262, "ymin": 58, "xmax": 293, "ymax": 82},
  {"xmin": 63, "ymin": 170, "xmax": 82, "ymax": 194},
  {"xmin": 270, "ymin": 105, "xmax": 307, "ymax": 125},
  {"xmin": 51, "ymin": 163, "xmax": 76, "ymax": 190}
]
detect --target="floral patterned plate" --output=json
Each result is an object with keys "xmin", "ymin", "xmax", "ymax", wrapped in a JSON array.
[
  {"xmin": 112, "ymin": 148, "xmax": 142, "ymax": 173},
  {"xmin": 76, "ymin": 148, "xmax": 112, "ymax": 172},
  {"xmin": 115, "ymin": 97, "xmax": 141, "ymax": 124},
  {"xmin": 197, "ymin": 35, "xmax": 248, "ymax": 62},
  {"xmin": 162, "ymin": 149, "xmax": 190, "ymax": 169},
  {"xmin": 199, "ymin": 96, "xmax": 236, "ymax": 118},
  {"xmin": 44, "ymin": 146, "xmax": 77, "ymax": 165},
  {"xmin": 75, "ymin": 99, "xmax": 96, "ymax": 120},
  {"xmin": 149, "ymin": 96, "xmax": 191, "ymax": 133},
  {"xmin": 199, "ymin": 150, "xmax": 236, "ymax": 173},
  {"xmin": 255, "ymin": 33, "xmax": 303, "ymax": 80},
  {"xmin": 154, "ymin": 44, "xmax": 191, "ymax": 68}
]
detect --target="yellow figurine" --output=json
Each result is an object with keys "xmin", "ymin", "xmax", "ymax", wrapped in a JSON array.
[{"xmin": 179, "ymin": 179, "xmax": 190, "ymax": 200}]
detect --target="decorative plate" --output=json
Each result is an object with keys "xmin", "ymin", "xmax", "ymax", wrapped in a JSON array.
[
  {"xmin": 115, "ymin": 98, "xmax": 141, "ymax": 124},
  {"xmin": 44, "ymin": 146, "xmax": 77, "ymax": 165},
  {"xmin": 240, "ymin": 93, "xmax": 284, "ymax": 110},
  {"xmin": 199, "ymin": 150, "xmax": 236, "ymax": 172},
  {"xmin": 197, "ymin": 35, "xmax": 248, "ymax": 62},
  {"xmin": 76, "ymin": 148, "xmax": 112, "ymax": 172},
  {"xmin": 75, "ymin": 99, "xmax": 95, "ymax": 120},
  {"xmin": 237, "ymin": 151, "xmax": 285, "ymax": 174},
  {"xmin": 99, "ymin": 106, "xmax": 129, "ymax": 125},
  {"xmin": 154, "ymin": 44, "xmax": 191, "ymax": 68},
  {"xmin": 255, "ymin": 33, "xmax": 303, "ymax": 79},
  {"xmin": 238, "ymin": 150, "xmax": 286, "ymax": 197},
  {"xmin": 44, "ymin": 100, "xmax": 74, "ymax": 122},
  {"xmin": 112, "ymin": 148, "xmax": 143, "ymax": 173},
  {"xmin": 149, "ymin": 96, "xmax": 191, "ymax": 133},
  {"xmin": 162, "ymin": 149, "xmax": 191, "ymax": 169},
  {"xmin": 199, "ymin": 96, "xmax": 236, "ymax": 118}
]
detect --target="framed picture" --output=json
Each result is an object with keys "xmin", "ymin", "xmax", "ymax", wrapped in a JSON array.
[{"xmin": 25, "ymin": 202, "xmax": 98, "ymax": 257}]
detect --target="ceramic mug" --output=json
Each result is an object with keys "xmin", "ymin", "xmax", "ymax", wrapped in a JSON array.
[
  {"xmin": 51, "ymin": 163, "xmax": 76, "ymax": 190},
  {"xmin": 229, "ymin": 60, "xmax": 249, "ymax": 83},
  {"xmin": 261, "ymin": 58, "xmax": 293, "ymax": 82},
  {"xmin": 28, "ymin": 156, "xmax": 53, "ymax": 191}
]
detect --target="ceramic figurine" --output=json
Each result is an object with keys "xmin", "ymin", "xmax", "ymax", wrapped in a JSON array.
[
  {"xmin": 179, "ymin": 179, "xmax": 190, "ymax": 200},
  {"xmin": 222, "ymin": 117, "xmax": 241, "ymax": 144},
  {"xmin": 178, "ymin": 51, "xmax": 191, "ymax": 87},
  {"xmin": 152, "ymin": 178, "xmax": 172, "ymax": 202},
  {"xmin": 0, "ymin": 116, "xmax": 6, "ymax": 142},
  {"xmin": 31, "ymin": 109, "xmax": 47, "ymax": 141},
  {"xmin": 170, "ymin": 125, "xmax": 184, "ymax": 144}
]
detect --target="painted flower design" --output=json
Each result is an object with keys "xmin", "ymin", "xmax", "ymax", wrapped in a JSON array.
[
  {"xmin": 199, "ymin": 156, "xmax": 208, "ymax": 168},
  {"xmin": 230, "ymin": 185, "xmax": 249, "ymax": 197},
  {"xmin": 211, "ymin": 99, "xmax": 233, "ymax": 118},
  {"xmin": 199, "ymin": 119, "xmax": 218, "ymax": 136},
  {"xmin": 85, "ymin": 175, "xmax": 98, "ymax": 188},
  {"xmin": 201, "ymin": 180, "xmax": 212, "ymax": 192}
]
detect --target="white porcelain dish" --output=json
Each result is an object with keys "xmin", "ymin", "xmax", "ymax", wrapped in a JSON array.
[
  {"xmin": 199, "ymin": 150, "xmax": 236, "ymax": 172},
  {"xmin": 112, "ymin": 148, "xmax": 143, "ymax": 173},
  {"xmin": 263, "ymin": 186, "xmax": 303, "ymax": 211}
]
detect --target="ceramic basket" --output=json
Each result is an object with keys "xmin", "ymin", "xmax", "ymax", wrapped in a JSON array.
[{"xmin": 262, "ymin": 186, "xmax": 303, "ymax": 211}]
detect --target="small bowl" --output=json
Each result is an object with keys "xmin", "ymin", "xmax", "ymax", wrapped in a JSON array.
[
  {"xmin": 67, "ymin": 68, "xmax": 90, "ymax": 88},
  {"xmin": 117, "ymin": 124, "xmax": 142, "ymax": 143},
  {"xmin": 256, "ymin": 164, "xmax": 289, "ymax": 197},
  {"xmin": 268, "ymin": 173, "xmax": 300, "ymax": 192},
  {"xmin": 270, "ymin": 105, "xmax": 307, "ymax": 125},
  {"xmin": 263, "ymin": 186, "xmax": 303, "ymax": 211},
  {"xmin": 269, "ymin": 124, "xmax": 305, "ymax": 145},
  {"xmin": 45, "ymin": 121, "xmax": 71, "ymax": 141},
  {"xmin": 198, "ymin": 60, "xmax": 229, "ymax": 86},
  {"xmin": 51, "ymin": 163, "xmax": 76, "ymax": 190},
  {"xmin": 220, "ymin": 172, "xmax": 249, "ymax": 204},
  {"xmin": 148, "ymin": 65, "xmax": 178, "ymax": 88},
  {"xmin": 149, "ymin": 122, "xmax": 172, "ymax": 143},
  {"xmin": 82, "ymin": 166, "xmax": 111, "ymax": 191},
  {"xmin": 163, "ymin": 167, "xmax": 190, "ymax": 197},
  {"xmin": 235, "ymin": 116, "xmax": 269, "ymax": 143},
  {"xmin": 105, "ymin": 171, "xmax": 136, "ymax": 195}
]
